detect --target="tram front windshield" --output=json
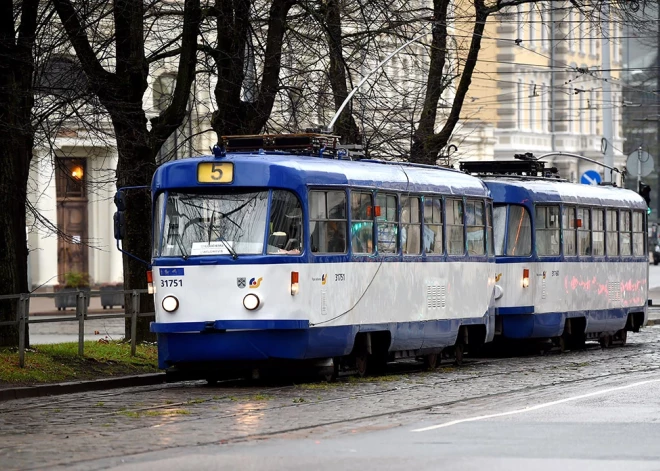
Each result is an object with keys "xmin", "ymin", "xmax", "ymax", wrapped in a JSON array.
[
  {"xmin": 492, "ymin": 204, "xmax": 532, "ymax": 256},
  {"xmin": 155, "ymin": 190, "xmax": 303, "ymax": 257}
]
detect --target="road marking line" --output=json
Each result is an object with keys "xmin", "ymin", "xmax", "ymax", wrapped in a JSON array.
[{"xmin": 411, "ymin": 377, "xmax": 660, "ymax": 432}]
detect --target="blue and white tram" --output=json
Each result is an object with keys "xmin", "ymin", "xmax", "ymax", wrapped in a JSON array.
[
  {"xmin": 144, "ymin": 134, "xmax": 497, "ymax": 377},
  {"xmin": 482, "ymin": 173, "xmax": 648, "ymax": 349}
]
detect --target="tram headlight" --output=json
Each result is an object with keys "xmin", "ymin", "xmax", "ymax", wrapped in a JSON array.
[
  {"xmin": 162, "ymin": 295, "xmax": 179, "ymax": 312},
  {"xmin": 243, "ymin": 293, "xmax": 261, "ymax": 311},
  {"xmin": 522, "ymin": 268, "xmax": 530, "ymax": 288}
]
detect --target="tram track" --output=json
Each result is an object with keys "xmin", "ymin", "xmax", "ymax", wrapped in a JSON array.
[
  {"xmin": 2, "ymin": 337, "xmax": 654, "ymax": 418},
  {"xmin": 19, "ymin": 354, "xmax": 660, "ymax": 471},
  {"xmin": 4, "ymin": 341, "xmax": 651, "ymax": 424}
]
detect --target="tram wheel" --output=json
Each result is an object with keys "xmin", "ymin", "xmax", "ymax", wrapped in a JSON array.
[
  {"xmin": 321, "ymin": 359, "xmax": 340, "ymax": 382},
  {"xmin": 617, "ymin": 329, "xmax": 628, "ymax": 346},
  {"xmin": 454, "ymin": 343, "xmax": 464, "ymax": 366},
  {"xmin": 556, "ymin": 335, "xmax": 567, "ymax": 353},
  {"xmin": 205, "ymin": 377, "xmax": 219, "ymax": 386},
  {"xmin": 599, "ymin": 335, "xmax": 612, "ymax": 349},
  {"xmin": 355, "ymin": 353, "xmax": 368, "ymax": 377},
  {"xmin": 569, "ymin": 333, "xmax": 586, "ymax": 351},
  {"xmin": 423, "ymin": 353, "xmax": 439, "ymax": 370}
]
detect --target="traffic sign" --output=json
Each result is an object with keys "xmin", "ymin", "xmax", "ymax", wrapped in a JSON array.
[
  {"xmin": 580, "ymin": 170, "xmax": 602, "ymax": 185},
  {"xmin": 626, "ymin": 150, "xmax": 654, "ymax": 177}
]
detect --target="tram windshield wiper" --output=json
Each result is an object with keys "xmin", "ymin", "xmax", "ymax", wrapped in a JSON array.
[{"xmin": 208, "ymin": 210, "xmax": 239, "ymax": 260}]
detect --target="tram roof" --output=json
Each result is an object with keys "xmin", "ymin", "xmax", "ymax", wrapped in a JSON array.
[
  {"xmin": 152, "ymin": 153, "xmax": 490, "ymax": 197},
  {"xmin": 483, "ymin": 178, "xmax": 647, "ymax": 209}
]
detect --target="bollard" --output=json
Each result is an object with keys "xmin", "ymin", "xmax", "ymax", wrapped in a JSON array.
[
  {"xmin": 131, "ymin": 290, "xmax": 139, "ymax": 356},
  {"xmin": 17, "ymin": 294, "xmax": 28, "ymax": 368},
  {"xmin": 77, "ymin": 291, "xmax": 86, "ymax": 357}
]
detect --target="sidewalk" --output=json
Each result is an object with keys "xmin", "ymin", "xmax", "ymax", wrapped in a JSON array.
[{"xmin": 28, "ymin": 294, "xmax": 124, "ymax": 317}]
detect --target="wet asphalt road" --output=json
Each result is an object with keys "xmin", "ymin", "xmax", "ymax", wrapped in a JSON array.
[{"xmin": 3, "ymin": 326, "xmax": 660, "ymax": 471}]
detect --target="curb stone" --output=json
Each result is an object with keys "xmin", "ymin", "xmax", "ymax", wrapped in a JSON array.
[{"xmin": 0, "ymin": 373, "xmax": 167, "ymax": 402}]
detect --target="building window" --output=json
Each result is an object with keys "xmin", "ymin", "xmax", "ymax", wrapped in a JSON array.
[
  {"xmin": 579, "ymin": 91, "xmax": 585, "ymax": 134},
  {"xmin": 590, "ymin": 90, "xmax": 596, "ymax": 134},
  {"xmin": 517, "ymin": 80, "xmax": 524, "ymax": 129},
  {"xmin": 530, "ymin": 81, "xmax": 536, "ymax": 131},
  {"xmin": 309, "ymin": 190, "xmax": 347, "ymax": 253},
  {"xmin": 541, "ymin": 84, "xmax": 548, "ymax": 132},
  {"xmin": 540, "ymin": 6, "xmax": 548, "ymax": 49},
  {"xmin": 423, "ymin": 197, "xmax": 443, "ymax": 254},
  {"xmin": 568, "ymin": 89, "xmax": 574, "ymax": 133},
  {"xmin": 153, "ymin": 74, "xmax": 191, "ymax": 162},
  {"xmin": 516, "ymin": 5, "xmax": 523, "ymax": 42},
  {"xmin": 567, "ymin": 12, "xmax": 575, "ymax": 52},
  {"xmin": 528, "ymin": 4, "xmax": 536, "ymax": 47},
  {"xmin": 578, "ymin": 12, "xmax": 585, "ymax": 53}
]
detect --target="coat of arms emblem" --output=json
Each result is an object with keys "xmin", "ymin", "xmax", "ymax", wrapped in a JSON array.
[{"xmin": 236, "ymin": 277, "xmax": 246, "ymax": 289}]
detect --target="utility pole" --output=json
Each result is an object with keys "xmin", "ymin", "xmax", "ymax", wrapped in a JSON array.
[
  {"xmin": 602, "ymin": 4, "xmax": 614, "ymax": 182},
  {"xmin": 656, "ymin": 3, "xmax": 660, "ymax": 218}
]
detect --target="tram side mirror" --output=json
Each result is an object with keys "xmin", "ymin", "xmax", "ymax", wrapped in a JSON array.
[
  {"xmin": 113, "ymin": 211, "xmax": 126, "ymax": 240},
  {"xmin": 114, "ymin": 191, "xmax": 126, "ymax": 211}
]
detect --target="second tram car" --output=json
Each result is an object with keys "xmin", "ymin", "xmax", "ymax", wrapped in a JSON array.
[
  {"xmin": 133, "ymin": 134, "xmax": 497, "ymax": 378},
  {"xmin": 462, "ymin": 160, "xmax": 648, "ymax": 349}
]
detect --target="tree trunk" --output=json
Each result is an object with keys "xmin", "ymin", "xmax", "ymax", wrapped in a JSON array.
[
  {"xmin": 113, "ymin": 114, "xmax": 157, "ymax": 342},
  {"xmin": 211, "ymin": 0, "xmax": 295, "ymax": 138},
  {"xmin": 0, "ymin": 0, "xmax": 38, "ymax": 347},
  {"xmin": 0, "ymin": 139, "xmax": 32, "ymax": 347},
  {"xmin": 410, "ymin": 0, "xmax": 451, "ymax": 164},
  {"xmin": 324, "ymin": 0, "xmax": 361, "ymax": 144}
]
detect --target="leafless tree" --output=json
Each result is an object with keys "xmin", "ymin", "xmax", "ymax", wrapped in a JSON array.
[{"xmin": 53, "ymin": 0, "xmax": 202, "ymax": 341}]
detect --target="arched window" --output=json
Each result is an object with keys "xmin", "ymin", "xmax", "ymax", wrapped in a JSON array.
[
  {"xmin": 37, "ymin": 56, "xmax": 88, "ymax": 99},
  {"xmin": 153, "ymin": 74, "xmax": 192, "ymax": 162}
]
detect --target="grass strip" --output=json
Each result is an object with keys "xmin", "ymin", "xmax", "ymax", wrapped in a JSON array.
[{"xmin": 0, "ymin": 341, "xmax": 158, "ymax": 386}]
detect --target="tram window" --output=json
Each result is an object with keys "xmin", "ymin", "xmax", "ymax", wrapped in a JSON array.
[
  {"xmin": 562, "ymin": 206, "xmax": 577, "ymax": 255},
  {"xmin": 536, "ymin": 206, "xmax": 560, "ymax": 256},
  {"xmin": 423, "ymin": 197, "xmax": 443, "ymax": 254},
  {"xmin": 376, "ymin": 193, "xmax": 398, "ymax": 254},
  {"xmin": 591, "ymin": 209, "xmax": 605, "ymax": 256},
  {"xmin": 351, "ymin": 191, "xmax": 374, "ymax": 254},
  {"xmin": 466, "ymin": 200, "xmax": 486, "ymax": 255},
  {"xmin": 153, "ymin": 193, "xmax": 165, "ymax": 257},
  {"xmin": 309, "ymin": 190, "xmax": 347, "ymax": 253},
  {"xmin": 446, "ymin": 199, "xmax": 465, "ymax": 255},
  {"xmin": 577, "ymin": 207, "xmax": 591, "ymax": 256},
  {"xmin": 161, "ymin": 191, "xmax": 269, "ymax": 257},
  {"xmin": 267, "ymin": 191, "xmax": 303, "ymax": 254},
  {"xmin": 487, "ymin": 203, "xmax": 494, "ymax": 256},
  {"xmin": 632, "ymin": 211, "xmax": 644, "ymax": 256},
  {"xmin": 493, "ymin": 205, "xmax": 507, "ymax": 256},
  {"xmin": 401, "ymin": 196, "xmax": 421, "ymax": 255},
  {"xmin": 606, "ymin": 210, "xmax": 618, "ymax": 256},
  {"xmin": 620, "ymin": 210, "xmax": 632, "ymax": 256},
  {"xmin": 506, "ymin": 206, "xmax": 532, "ymax": 256}
]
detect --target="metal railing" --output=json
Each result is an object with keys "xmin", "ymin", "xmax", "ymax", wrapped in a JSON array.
[{"xmin": 0, "ymin": 290, "xmax": 154, "ymax": 367}]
